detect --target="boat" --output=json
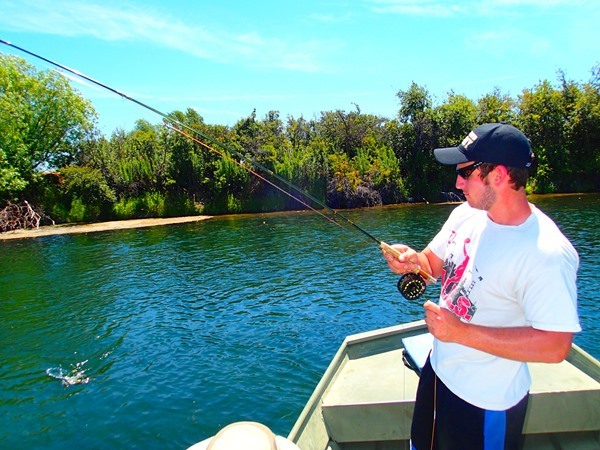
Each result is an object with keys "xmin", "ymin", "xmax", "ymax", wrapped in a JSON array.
[{"xmin": 287, "ymin": 320, "xmax": 600, "ymax": 449}]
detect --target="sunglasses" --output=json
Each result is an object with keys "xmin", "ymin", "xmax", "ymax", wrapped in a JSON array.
[{"xmin": 456, "ymin": 161, "xmax": 483, "ymax": 179}]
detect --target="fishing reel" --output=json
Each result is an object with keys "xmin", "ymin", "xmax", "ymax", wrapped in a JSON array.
[
  {"xmin": 397, "ymin": 272, "xmax": 427, "ymax": 300},
  {"xmin": 381, "ymin": 242, "xmax": 432, "ymax": 300}
]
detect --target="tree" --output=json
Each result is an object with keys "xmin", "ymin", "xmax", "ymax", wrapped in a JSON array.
[
  {"xmin": 430, "ymin": 93, "xmax": 477, "ymax": 195},
  {"xmin": 0, "ymin": 149, "xmax": 27, "ymax": 196},
  {"xmin": 0, "ymin": 54, "xmax": 97, "ymax": 201},
  {"xmin": 165, "ymin": 109, "xmax": 212, "ymax": 196},
  {"xmin": 317, "ymin": 105, "xmax": 386, "ymax": 158},
  {"xmin": 397, "ymin": 82, "xmax": 432, "ymax": 123},
  {"xmin": 558, "ymin": 67, "xmax": 600, "ymax": 191},
  {"xmin": 282, "ymin": 126, "xmax": 329, "ymax": 208},
  {"xmin": 391, "ymin": 83, "xmax": 438, "ymax": 200},
  {"xmin": 518, "ymin": 79, "xmax": 572, "ymax": 192},
  {"xmin": 435, "ymin": 92, "xmax": 477, "ymax": 146},
  {"xmin": 476, "ymin": 87, "xmax": 516, "ymax": 125}
]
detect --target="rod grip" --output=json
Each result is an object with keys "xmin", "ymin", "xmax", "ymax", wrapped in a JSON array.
[{"xmin": 380, "ymin": 241, "xmax": 437, "ymax": 284}]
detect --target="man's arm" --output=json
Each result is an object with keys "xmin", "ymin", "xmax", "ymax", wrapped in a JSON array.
[{"xmin": 424, "ymin": 301, "xmax": 573, "ymax": 363}]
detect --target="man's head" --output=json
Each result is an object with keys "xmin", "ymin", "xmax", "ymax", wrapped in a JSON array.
[
  {"xmin": 433, "ymin": 123, "xmax": 533, "ymax": 168},
  {"xmin": 434, "ymin": 123, "xmax": 533, "ymax": 190}
]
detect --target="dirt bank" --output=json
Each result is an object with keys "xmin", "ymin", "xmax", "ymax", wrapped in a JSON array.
[{"xmin": 0, "ymin": 216, "xmax": 212, "ymax": 241}]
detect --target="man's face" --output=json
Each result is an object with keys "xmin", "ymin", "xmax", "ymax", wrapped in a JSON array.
[{"xmin": 455, "ymin": 161, "xmax": 496, "ymax": 211}]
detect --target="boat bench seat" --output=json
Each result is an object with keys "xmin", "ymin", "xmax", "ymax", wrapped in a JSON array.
[
  {"xmin": 321, "ymin": 347, "xmax": 600, "ymax": 444},
  {"xmin": 321, "ymin": 347, "xmax": 419, "ymax": 443}
]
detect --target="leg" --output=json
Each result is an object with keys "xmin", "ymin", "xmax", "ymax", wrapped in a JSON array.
[
  {"xmin": 502, "ymin": 393, "xmax": 529, "ymax": 450},
  {"xmin": 435, "ymin": 378, "xmax": 484, "ymax": 450},
  {"xmin": 410, "ymin": 357, "xmax": 436, "ymax": 450},
  {"xmin": 435, "ymin": 381, "xmax": 529, "ymax": 450}
]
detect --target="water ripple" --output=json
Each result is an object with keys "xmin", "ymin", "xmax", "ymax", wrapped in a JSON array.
[{"xmin": 0, "ymin": 195, "xmax": 597, "ymax": 449}]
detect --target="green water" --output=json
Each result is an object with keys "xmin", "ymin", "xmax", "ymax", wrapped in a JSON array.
[{"xmin": 1, "ymin": 194, "xmax": 598, "ymax": 449}]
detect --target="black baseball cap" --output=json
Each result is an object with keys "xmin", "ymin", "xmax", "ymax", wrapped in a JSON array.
[{"xmin": 434, "ymin": 123, "xmax": 533, "ymax": 168}]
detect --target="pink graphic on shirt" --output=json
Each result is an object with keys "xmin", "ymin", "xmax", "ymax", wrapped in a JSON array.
[{"xmin": 441, "ymin": 238, "xmax": 477, "ymax": 322}]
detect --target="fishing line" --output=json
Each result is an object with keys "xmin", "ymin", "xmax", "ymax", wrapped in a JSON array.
[{"xmin": 1, "ymin": 38, "xmax": 436, "ymax": 299}]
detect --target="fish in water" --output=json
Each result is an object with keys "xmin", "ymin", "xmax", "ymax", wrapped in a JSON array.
[{"xmin": 46, "ymin": 360, "xmax": 90, "ymax": 386}]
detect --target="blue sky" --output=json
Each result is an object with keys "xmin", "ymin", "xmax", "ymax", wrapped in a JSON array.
[{"xmin": 1, "ymin": 0, "xmax": 598, "ymax": 135}]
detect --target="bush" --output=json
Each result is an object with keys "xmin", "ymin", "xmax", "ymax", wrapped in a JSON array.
[
  {"xmin": 60, "ymin": 166, "xmax": 116, "ymax": 205},
  {"xmin": 112, "ymin": 191, "xmax": 204, "ymax": 219},
  {"xmin": 67, "ymin": 197, "xmax": 90, "ymax": 222}
]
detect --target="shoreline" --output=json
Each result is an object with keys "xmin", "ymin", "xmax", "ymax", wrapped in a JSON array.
[
  {"xmin": 1, "ymin": 192, "xmax": 593, "ymax": 242},
  {"xmin": 0, "ymin": 216, "xmax": 212, "ymax": 241}
]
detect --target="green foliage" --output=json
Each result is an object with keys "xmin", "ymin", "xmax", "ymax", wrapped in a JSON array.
[
  {"xmin": 476, "ymin": 88, "xmax": 516, "ymax": 124},
  {"xmin": 226, "ymin": 194, "xmax": 243, "ymax": 213},
  {"xmin": 330, "ymin": 152, "xmax": 361, "ymax": 192},
  {"xmin": 141, "ymin": 191, "xmax": 167, "ymax": 217},
  {"xmin": 60, "ymin": 165, "xmax": 116, "ymax": 204},
  {"xmin": 517, "ymin": 71, "xmax": 600, "ymax": 193},
  {"xmin": 0, "ymin": 54, "xmax": 97, "ymax": 202},
  {"xmin": 389, "ymin": 84, "xmax": 440, "ymax": 201},
  {"xmin": 435, "ymin": 92, "xmax": 477, "ymax": 144},
  {"xmin": 518, "ymin": 80, "xmax": 568, "ymax": 190},
  {"xmin": 163, "ymin": 109, "xmax": 223, "ymax": 197},
  {"xmin": 0, "ymin": 149, "xmax": 28, "ymax": 200},
  {"xmin": 67, "ymin": 197, "xmax": 89, "ymax": 223},
  {"xmin": 112, "ymin": 197, "xmax": 139, "ymax": 219},
  {"xmin": 561, "ymin": 68, "xmax": 600, "ymax": 191},
  {"xmin": 527, "ymin": 159, "xmax": 556, "ymax": 193},
  {"xmin": 3, "ymin": 56, "xmax": 598, "ymax": 224},
  {"xmin": 55, "ymin": 165, "xmax": 116, "ymax": 222},
  {"xmin": 164, "ymin": 193, "xmax": 204, "ymax": 217},
  {"xmin": 112, "ymin": 191, "xmax": 170, "ymax": 219},
  {"xmin": 112, "ymin": 192, "xmax": 203, "ymax": 220},
  {"xmin": 397, "ymin": 82, "xmax": 432, "ymax": 123}
]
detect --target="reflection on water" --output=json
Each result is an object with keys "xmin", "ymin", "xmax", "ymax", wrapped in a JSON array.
[{"xmin": 0, "ymin": 193, "xmax": 597, "ymax": 449}]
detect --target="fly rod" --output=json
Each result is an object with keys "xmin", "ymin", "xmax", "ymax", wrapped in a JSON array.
[{"xmin": 1, "ymin": 38, "xmax": 436, "ymax": 299}]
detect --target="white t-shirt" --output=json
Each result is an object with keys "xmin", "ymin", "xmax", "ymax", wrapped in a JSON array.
[{"xmin": 428, "ymin": 202, "xmax": 580, "ymax": 410}]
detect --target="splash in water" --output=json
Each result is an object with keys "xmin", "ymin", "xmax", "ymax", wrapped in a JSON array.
[{"xmin": 46, "ymin": 360, "xmax": 90, "ymax": 386}]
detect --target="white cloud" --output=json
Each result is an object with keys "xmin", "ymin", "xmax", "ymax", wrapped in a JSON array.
[
  {"xmin": 0, "ymin": 0, "xmax": 328, "ymax": 73},
  {"xmin": 465, "ymin": 29, "xmax": 551, "ymax": 58},
  {"xmin": 367, "ymin": 0, "xmax": 595, "ymax": 16},
  {"xmin": 485, "ymin": 0, "xmax": 585, "ymax": 7},
  {"xmin": 368, "ymin": 0, "xmax": 463, "ymax": 16},
  {"xmin": 310, "ymin": 12, "xmax": 355, "ymax": 23}
]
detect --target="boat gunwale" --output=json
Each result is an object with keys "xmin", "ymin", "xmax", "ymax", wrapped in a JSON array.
[{"xmin": 566, "ymin": 343, "xmax": 600, "ymax": 382}]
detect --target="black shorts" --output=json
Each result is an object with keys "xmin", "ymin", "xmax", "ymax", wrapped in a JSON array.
[{"xmin": 411, "ymin": 357, "xmax": 529, "ymax": 450}]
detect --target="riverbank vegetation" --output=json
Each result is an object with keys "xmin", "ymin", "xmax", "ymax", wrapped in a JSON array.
[{"xmin": 1, "ymin": 53, "xmax": 599, "ymax": 228}]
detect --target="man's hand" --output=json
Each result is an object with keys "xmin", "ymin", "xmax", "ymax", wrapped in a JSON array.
[
  {"xmin": 424, "ymin": 300, "xmax": 464, "ymax": 342},
  {"xmin": 382, "ymin": 243, "xmax": 420, "ymax": 275}
]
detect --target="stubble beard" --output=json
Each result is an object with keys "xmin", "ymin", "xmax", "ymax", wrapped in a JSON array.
[{"xmin": 477, "ymin": 183, "xmax": 496, "ymax": 211}]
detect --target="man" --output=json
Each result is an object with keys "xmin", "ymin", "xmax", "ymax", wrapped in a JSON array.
[{"xmin": 384, "ymin": 123, "xmax": 580, "ymax": 450}]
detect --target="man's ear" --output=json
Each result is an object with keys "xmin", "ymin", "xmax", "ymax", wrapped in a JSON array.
[{"xmin": 493, "ymin": 165, "xmax": 509, "ymax": 185}]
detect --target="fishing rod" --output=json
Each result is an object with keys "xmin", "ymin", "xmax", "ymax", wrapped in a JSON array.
[{"xmin": 1, "ymin": 38, "xmax": 436, "ymax": 299}]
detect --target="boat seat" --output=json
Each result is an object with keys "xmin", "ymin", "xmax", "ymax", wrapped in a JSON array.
[
  {"xmin": 321, "ymin": 346, "xmax": 600, "ymax": 444},
  {"xmin": 321, "ymin": 347, "xmax": 419, "ymax": 443}
]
